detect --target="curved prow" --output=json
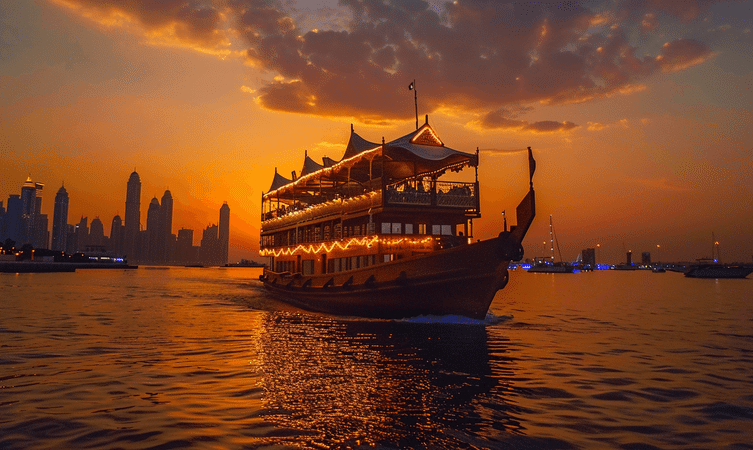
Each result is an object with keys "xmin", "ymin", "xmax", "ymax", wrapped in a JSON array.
[{"xmin": 509, "ymin": 147, "xmax": 536, "ymax": 244}]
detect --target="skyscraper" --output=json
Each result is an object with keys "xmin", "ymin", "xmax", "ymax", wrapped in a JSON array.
[
  {"xmin": 2, "ymin": 195, "xmax": 22, "ymax": 243},
  {"xmin": 146, "ymin": 196, "xmax": 161, "ymax": 263},
  {"xmin": 176, "ymin": 228, "xmax": 194, "ymax": 265},
  {"xmin": 51, "ymin": 184, "xmax": 69, "ymax": 251},
  {"xmin": 159, "ymin": 190, "xmax": 173, "ymax": 263},
  {"xmin": 20, "ymin": 177, "xmax": 38, "ymax": 246},
  {"xmin": 200, "ymin": 224, "xmax": 220, "ymax": 265},
  {"xmin": 75, "ymin": 216, "xmax": 88, "ymax": 252},
  {"xmin": 89, "ymin": 217, "xmax": 105, "ymax": 250},
  {"xmin": 110, "ymin": 215, "xmax": 123, "ymax": 255},
  {"xmin": 219, "ymin": 202, "xmax": 230, "ymax": 266},
  {"xmin": 124, "ymin": 171, "xmax": 141, "ymax": 261}
]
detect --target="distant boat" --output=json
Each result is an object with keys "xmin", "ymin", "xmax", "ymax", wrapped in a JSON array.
[
  {"xmin": 684, "ymin": 260, "xmax": 752, "ymax": 279},
  {"xmin": 527, "ymin": 260, "xmax": 575, "ymax": 273},
  {"xmin": 527, "ymin": 215, "xmax": 574, "ymax": 273},
  {"xmin": 683, "ymin": 234, "xmax": 752, "ymax": 279}
]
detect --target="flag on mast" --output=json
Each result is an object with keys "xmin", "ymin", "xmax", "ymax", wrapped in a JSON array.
[{"xmin": 408, "ymin": 81, "xmax": 414, "ymax": 90}]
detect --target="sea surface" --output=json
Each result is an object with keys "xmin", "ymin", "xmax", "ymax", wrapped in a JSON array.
[{"xmin": 1, "ymin": 267, "xmax": 752, "ymax": 450}]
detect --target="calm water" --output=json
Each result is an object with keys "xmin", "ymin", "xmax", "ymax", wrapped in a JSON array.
[{"xmin": 1, "ymin": 267, "xmax": 752, "ymax": 450}]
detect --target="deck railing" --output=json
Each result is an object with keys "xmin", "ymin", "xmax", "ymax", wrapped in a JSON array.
[{"xmin": 385, "ymin": 180, "xmax": 478, "ymax": 209}]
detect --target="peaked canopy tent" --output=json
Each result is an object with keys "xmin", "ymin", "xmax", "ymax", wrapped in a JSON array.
[{"xmin": 262, "ymin": 119, "xmax": 478, "ymax": 205}]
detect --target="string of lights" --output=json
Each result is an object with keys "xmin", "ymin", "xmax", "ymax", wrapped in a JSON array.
[{"xmin": 259, "ymin": 235, "xmax": 436, "ymax": 257}]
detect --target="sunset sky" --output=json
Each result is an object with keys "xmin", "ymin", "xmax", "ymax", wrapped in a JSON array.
[{"xmin": 1, "ymin": 0, "xmax": 751, "ymax": 264}]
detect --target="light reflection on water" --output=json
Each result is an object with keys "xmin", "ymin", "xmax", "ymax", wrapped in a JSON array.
[{"xmin": 1, "ymin": 267, "xmax": 752, "ymax": 449}]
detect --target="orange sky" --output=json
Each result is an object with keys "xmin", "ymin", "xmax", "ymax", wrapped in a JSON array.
[{"xmin": 1, "ymin": 0, "xmax": 751, "ymax": 263}]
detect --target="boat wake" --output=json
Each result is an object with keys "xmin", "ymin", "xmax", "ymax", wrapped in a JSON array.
[{"xmin": 400, "ymin": 313, "xmax": 513, "ymax": 326}]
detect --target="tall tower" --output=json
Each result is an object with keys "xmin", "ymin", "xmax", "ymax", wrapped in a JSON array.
[
  {"xmin": 219, "ymin": 202, "xmax": 230, "ymax": 266},
  {"xmin": 146, "ymin": 197, "xmax": 161, "ymax": 263},
  {"xmin": 124, "ymin": 171, "xmax": 141, "ymax": 261},
  {"xmin": 20, "ymin": 177, "xmax": 38, "ymax": 246},
  {"xmin": 51, "ymin": 184, "xmax": 69, "ymax": 251},
  {"xmin": 110, "ymin": 215, "xmax": 123, "ymax": 255},
  {"xmin": 159, "ymin": 190, "xmax": 173, "ymax": 263}
]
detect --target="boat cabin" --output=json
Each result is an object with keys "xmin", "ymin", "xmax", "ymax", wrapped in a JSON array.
[{"xmin": 260, "ymin": 117, "xmax": 481, "ymax": 276}]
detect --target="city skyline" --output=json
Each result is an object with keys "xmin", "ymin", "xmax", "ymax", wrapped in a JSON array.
[
  {"xmin": 1, "ymin": 1, "xmax": 752, "ymax": 263},
  {"xmin": 1, "ymin": 172, "xmax": 230, "ymax": 266}
]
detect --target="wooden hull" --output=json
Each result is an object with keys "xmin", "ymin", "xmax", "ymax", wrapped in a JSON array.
[{"xmin": 262, "ymin": 234, "xmax": 517, "ymax": 320}]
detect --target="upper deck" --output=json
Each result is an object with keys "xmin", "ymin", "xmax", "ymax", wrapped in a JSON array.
[{"xmin": 261, "ymin": 118, "xmax": 480, "ymax": 235}]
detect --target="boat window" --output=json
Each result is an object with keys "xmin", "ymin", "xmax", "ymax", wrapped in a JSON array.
[
  {"xmin": 381, "ymin": 222, "xmax": 391, "ymax": 234},
  {"xmin": 432, "ymin": 225, "xmax": 441, "ymax": 235},
  {"xmin": 302, "ymin": 260, "xmax": 314, "ymax": 275},
  {"xmin": 405, "ymin": 224, "xmax": 413, "ymax": 234},
  {"xmin": 418, "ymin": 223, "xmax": 427, "ymax": 235},
  {"xmin": 391, "ymin": 223, "xmax": 402, "ymax": 234},
  {"xmin": 383, "ymin": 254, "xmax": 394, "ymax": 263},
  {"xmin": 442, "ymin": 225, "xmax": 452, "ymax": 235}
]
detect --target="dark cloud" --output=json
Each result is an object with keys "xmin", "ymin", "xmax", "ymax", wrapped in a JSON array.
[
  {"xmin": 52, "ymin": 0, "xmax": 722, "ymax": 128},
  {"xmin": 479, "ymin": 109, "xmax": 579, "ymax": 132},
  {"xmin": 53, "ymin": 0, "xmax": 228, "ymax": 51},
  {"xmin": 234, "ymin": 0, "xmax": 717, "ymax": 127}
]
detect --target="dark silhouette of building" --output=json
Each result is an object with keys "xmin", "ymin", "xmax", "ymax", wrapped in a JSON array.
[
  {"xmin": 641, "ymin": 252, "xmax": 651, "ymax": 265},
  {"xmin": 65, "ymin": 224, "xmax": 77, "ymax": 254},
  {"xmin": 110, "ymin": 215, "xmax": 124, "ymax": 255},
  {"xmin": 219, "ymin": 202, "xmax": 230, "ymax": 266},
  {"xmin": 75, "ymin": 216, "xmax": 88, "ymax": 252},
  {"xmin": 581, "ymin": 248, "xmax": 596, "ymax": 267},
  {"xmin": 2, "ymin": 195, "xmax": 22, "ymax": 243},
  {"xmin": 0, "ymin": 201, "xmax": 4, "ymax": 243},
  {"xmin": 89, "ymin": 217, "xmax": 105, "ymax": 249},
  {"xmin": 20, "ymin": 177, "xmax": 45, "ymax": 248},
  {"xmin": 176, "ymin": 228, "xmax": 195, "ymax": 265},
  {"xmin": 200, "ymin": 224, "xmax": 221, "ymax": 265},
  {"xmin": 51, "ymin": 184, "xmax": 69, "ymax": 251},
  {"xmin": 146, "ymin": 196, "xmax": 161, "ymax": 263},
  {"xmin": 159, "ymin": 190, "xmax": 173, "ymax": 263},
  {"xmin": 124, "ymin": 171, "xmax": 141, "ymax": 261}
]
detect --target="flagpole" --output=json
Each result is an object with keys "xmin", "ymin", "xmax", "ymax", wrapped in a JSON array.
[{"xmin": 409, "ymin": 80, "xmax": 418, "ymax": 129}]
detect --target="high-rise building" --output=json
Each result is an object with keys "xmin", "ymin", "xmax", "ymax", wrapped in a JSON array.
[
  {"xmin": 20, "ymin": 177, "xmax": 39, "ymax": 246},
  {"xmin": 89, "ymin": 217, "xmax": 105, "ymax": 251},
  {"xmin": 581, "ymin": 248, "xmax": 596, "ymax": 268},
  {"xmin": 75, "ymin": 216, "xmax": 88, "ymax": 252},
  {"xmin": 159, "ymin": 190, "xmax": 173, "ymax": 263},
  {"xmin": 219, "ymin": 202, "xmax": 230, "ymax": 266},
  {"xmin": 176, "ymin": 228, "xmax": 194, "ymax": 265},
  {"xmin": 200, "ymin": 224, "xmax": 220, "ymax": 266},
  {"xmin": 110, "ymin": 215, "xmax": 123, "ymax": 255},
  {"xmin": 146, "ymin": 197, "xmax": 161, "ymax": 262},
  {"xmin": 641, "ymin": 252, "xmax": 651, "ymax": 265},
  {"xmin": 124, "ymin": 171, "xmax": 141, "ymax": 261},
  {"xmin": 2, "ymin": 195, "xmax": 22, "ymax": 243},
  {"xmin": 51, "ymin": 184, "xmax": 69, "ymax": 251}
]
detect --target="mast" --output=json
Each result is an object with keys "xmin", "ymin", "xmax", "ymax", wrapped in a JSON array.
[{"xmin": 549, "ymin": 215, "xmax": 555, "ymax": 261}]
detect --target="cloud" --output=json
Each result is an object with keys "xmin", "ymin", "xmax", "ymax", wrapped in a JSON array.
[
  {"xmin": 656, "ymin": 39, "xmax": 717, "ymax": 72},
  {"xmin": 475, "ymin": 109, "xmax": 579, "ymax": 133},
  {"xmin": 49, "ymin": 0, "xmax": 231, "ymax": 55},
  {"xmin": 49, "ymin": 0, "xmax": 719, "ymax": 125}
]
